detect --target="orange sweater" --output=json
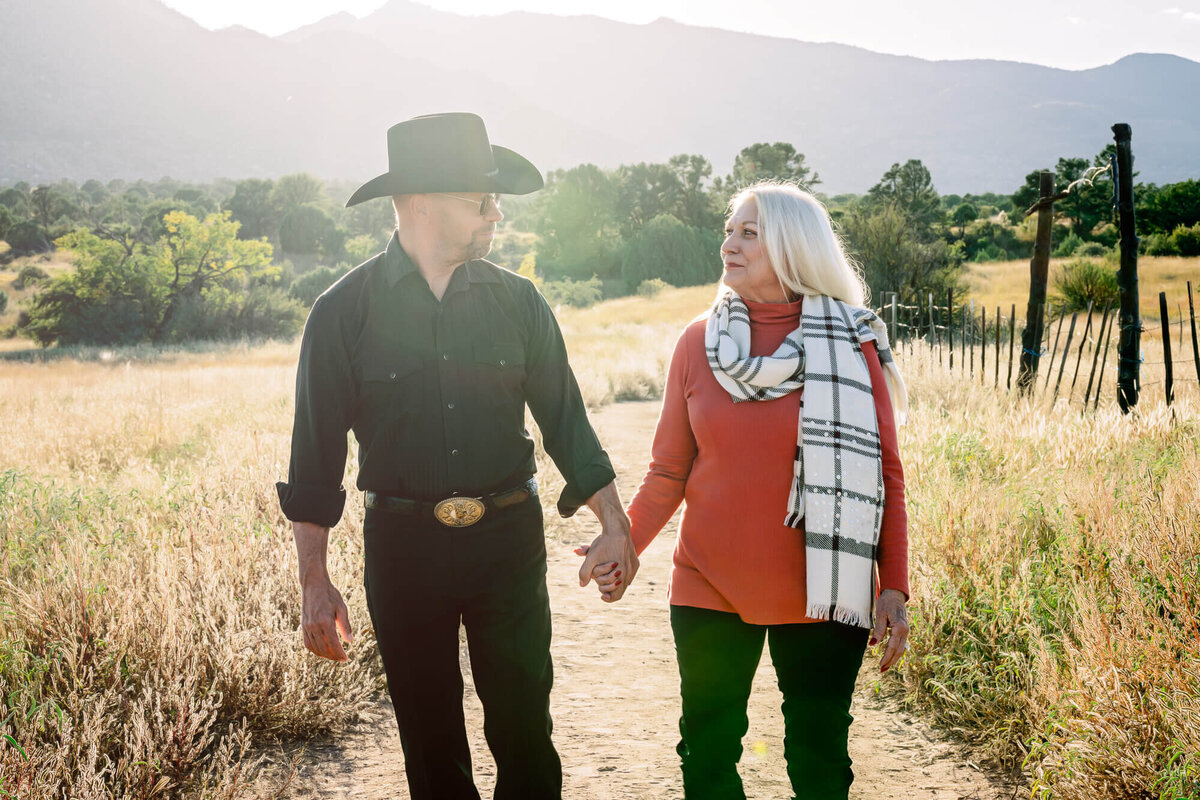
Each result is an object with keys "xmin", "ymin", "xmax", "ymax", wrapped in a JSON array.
[{"xmin": 627, "ymin": 298, "xmax": 909, "ymax": 625}]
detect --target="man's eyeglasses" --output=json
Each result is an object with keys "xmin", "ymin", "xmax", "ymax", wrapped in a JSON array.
[{"xmin": 437, "ymin": 192, "xmax": 501, "ymax": 215}]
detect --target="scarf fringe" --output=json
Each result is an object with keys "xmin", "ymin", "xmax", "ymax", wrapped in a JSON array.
[{"xmin": 806, "ymin": 602, "xmax": 874, "ymax": 630}]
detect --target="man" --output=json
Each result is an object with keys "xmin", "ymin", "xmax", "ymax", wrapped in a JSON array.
[{"xmin": 275, "ymin": 112, "xmax": 637, "ymax": 800}]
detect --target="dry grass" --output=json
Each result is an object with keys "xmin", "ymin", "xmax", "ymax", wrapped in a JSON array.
[
  {"xmin": 0, "ymin": 250, "xmax": 76, "ymax": 330},
  {"xmin": 963, "ymin": 255, "xmax": 1199, "ymax": 321},
  {"xmin": 1, "ymin": 281, "xmax": 1198, "ymax": 797}
]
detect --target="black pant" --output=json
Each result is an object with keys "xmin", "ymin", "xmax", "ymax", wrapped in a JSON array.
[
  {"xmin": 670, "ymin": 605, "xmax": 869, "ymax": 800},
  {"xmin": 362, "ymin": 497, "xmax": 561, "ymax": 800}
]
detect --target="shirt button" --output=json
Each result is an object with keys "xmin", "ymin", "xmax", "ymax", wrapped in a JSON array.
[
  {"xmin": 447, "ymin": 402, "xmax": 455, "ymax": 409},
  {"xmin": 442, "ymin": 353, "xmax": 450, "ymax": 361},
  {"xmin": 499, "ymin": 359, "xmax": 507, "ymax": 366},
  {"xmin": 389, "ymin": 372, "xmax": 396, "ymax": 380},
  {"xmin": 451, "ymin": 449, "xmax": 459, "ymax": 456}
]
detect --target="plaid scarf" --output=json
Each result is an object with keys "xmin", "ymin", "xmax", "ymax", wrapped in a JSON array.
[{"xmin": 705, "ymin": 292, "xmax": 906, "ymax": 628}]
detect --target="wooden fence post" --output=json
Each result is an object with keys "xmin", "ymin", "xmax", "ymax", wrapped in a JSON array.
[
  {"xmin": 1044, "ymin": 307, "xmax": 1065, "ymax": 391},
  {"xmin": 1007, "ymin": 304, "xmax": 1016, "ymax": 390},
  {"xmin": 930, "ymin": 293, "xmax": 940, "ymax": 366},
  {"xmin": 979, "ymin": 304, "xmax": 988, "ymax": 383},
  {"xmin": 1160, "ymin": 292, "xmax": 1175, "ymax": 406},
  {"xmin": 1017, "ymin": 171, "xmax": 1055, "ymax": 393},
  {"xmin": 994, "ymin": 306, "xmax": 1001, "ymax": 388},
  {"xmin": 890, "ymin": 293, "xmax": 898, "ymax": 348},
  {"xmin": 1113, "ymin": 123, "xmax": 1141, "ymax": 413},
  {"xmin": 1083, "ymin": 300, "xmax": 1113, "ymax": 409},
  {"xmin": 1052, "ymin": 312, "xmax": 1079, "ymax": 403},
  {"xmin": 1068, "ymin": 300, "xmax": 1095, "ymax": 401},
  {"xmin": 947, "ymin": 290, "xmax": 954, "ymax": 371},
  {"xmin": 1188, "ymin": 281, "xmax": 1199, "ymax": 386},
  {"xmin": 1095, "ymin": 307, "xmax": 1117, "ymax": 411}
]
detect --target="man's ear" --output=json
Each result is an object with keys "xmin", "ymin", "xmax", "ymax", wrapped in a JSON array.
[{"xmin": 392, "ymin": 193, "xmax": 423, "ymax": 221}]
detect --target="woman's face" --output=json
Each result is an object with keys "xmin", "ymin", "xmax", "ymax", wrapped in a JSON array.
[{"xmin": 721, "ymin": 197, "xmax": 789, "ymax": 303}]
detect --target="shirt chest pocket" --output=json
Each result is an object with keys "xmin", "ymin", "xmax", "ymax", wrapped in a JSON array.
[
  {"xmin": 473, "ymin": 341, "xmax": 526, "ymax": 406},
  {"xmin": 360, "ymin": 354, "xmax": 425, "ymax": 411}
]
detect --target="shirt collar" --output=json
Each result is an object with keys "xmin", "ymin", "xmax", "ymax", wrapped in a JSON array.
[{"xmin": 382, "ymin": 230, "xmax": 503, "ymax": 289}]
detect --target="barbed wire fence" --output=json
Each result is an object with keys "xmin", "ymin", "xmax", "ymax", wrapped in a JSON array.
[{"xmin": 872, "ymin": 279, "xmax": 1200, "ymax": 410}]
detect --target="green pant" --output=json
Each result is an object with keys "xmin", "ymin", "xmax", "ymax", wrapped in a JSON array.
[{"xmin": 670, "ymin": 605, "xmax": 869, "ymax": 800}]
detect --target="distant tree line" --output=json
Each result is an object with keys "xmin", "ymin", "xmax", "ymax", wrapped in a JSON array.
[{"xmin": 1, "ymin": 144, "xmax": 1198, "ymax": 345}]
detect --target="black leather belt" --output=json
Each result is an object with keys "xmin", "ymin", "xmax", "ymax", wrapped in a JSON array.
[{"xmin": 364, "ymin": 478, "xmax": 538, "ymax": 528}]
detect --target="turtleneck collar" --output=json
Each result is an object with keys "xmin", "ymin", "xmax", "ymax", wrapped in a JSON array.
[{"xmin": 743, "ymin": 295, "xmax": 803, "ymax": 325}]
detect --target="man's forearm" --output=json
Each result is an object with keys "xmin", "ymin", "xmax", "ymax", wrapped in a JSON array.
[
  {"xmin": 292, "ymin": 521, "xmax": 333, "ymax": 587},
  {"xmin": 584, "ymin": 480, "xmax": 631, "ymax": 536}
]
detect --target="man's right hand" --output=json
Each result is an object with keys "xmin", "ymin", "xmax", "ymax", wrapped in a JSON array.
[
  {"xmin": 300, "ymin": 576, "xmax": 354, "ymax": 661},
  {"xmin": 293, "ymin": 520, "xmax": 354, "ymax": 661}
]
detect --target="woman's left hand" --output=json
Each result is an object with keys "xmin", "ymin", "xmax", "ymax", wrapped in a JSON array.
[{"xmin": 871, "ymin": 589, "xmax": 909, "ymax": 672}]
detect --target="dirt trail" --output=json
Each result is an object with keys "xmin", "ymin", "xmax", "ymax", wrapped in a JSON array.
[{"xmin": 278, "ymin": 401, "xmax": 1016, "ymax": 800}]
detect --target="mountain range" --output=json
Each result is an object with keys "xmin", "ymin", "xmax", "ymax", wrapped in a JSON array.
[{"xmin": 2, "ymin": 0, "xmax": 1198, "ymax": 194}]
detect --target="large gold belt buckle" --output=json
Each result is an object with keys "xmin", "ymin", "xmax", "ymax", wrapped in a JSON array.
[{"xmin": 433, "ymin": 496, "xmax": 485, "ymax": 528}]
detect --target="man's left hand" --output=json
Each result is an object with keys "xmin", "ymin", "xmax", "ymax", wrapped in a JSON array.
[{"xmin": 871, "ymin": 588, "xmax": 909, "ymax": 672}]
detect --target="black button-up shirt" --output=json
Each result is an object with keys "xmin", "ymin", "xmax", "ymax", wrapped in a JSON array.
[{"xmin": 275, "ymin": 232, "xmax": 615, "ymax": 527}]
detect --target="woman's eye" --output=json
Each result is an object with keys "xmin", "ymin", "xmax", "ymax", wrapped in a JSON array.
[{"xmin": 744, "ymin": 230, "xmax": 756, "ymax": 237}]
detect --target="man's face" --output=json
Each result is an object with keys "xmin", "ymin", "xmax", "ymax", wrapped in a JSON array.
[{"xmin": 429, "ymin": 192, "xmax": 504, "ymax": 264}]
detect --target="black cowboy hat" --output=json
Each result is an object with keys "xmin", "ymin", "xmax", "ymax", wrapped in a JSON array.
[{"xmin": 344, "ymin": 112, "xmax": 544, "ymax": 207}]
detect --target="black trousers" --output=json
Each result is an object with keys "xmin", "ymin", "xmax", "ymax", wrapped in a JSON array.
[
  {"xmin": 362, "ymin": 497, "xmax": 561, "ymax": 800},
  {"xmin": 670, "ymin": 605, "xmax": 869, "ymax": 800}
]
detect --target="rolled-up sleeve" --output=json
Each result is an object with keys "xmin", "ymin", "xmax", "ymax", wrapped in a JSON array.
[
  {"xmin": 520, "ymin": 286, "xmax": 615, "ymax": 517},
  {"xmin": 275, "ymin": 296, "xmax": 356, "ymax": 527}
]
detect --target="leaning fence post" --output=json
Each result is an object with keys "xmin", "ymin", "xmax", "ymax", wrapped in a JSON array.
[
  {"xmin": 930, "ymin": 293, "xmax": 940, "ymax": 365},
  {"xmin": 1083, "ymin": 300, "xmax": 1113, "ymax": 409},
  {"xmin": 1188, "ymin": 281, "xmax": 1200, "ymax": 387},
  {"xmin": 1095, "ymin": 306, "xmax": 1117, "ymax": 411},
  {"xmin": 1052, "ymin": 313, "xmax": 1079, "ymax": 403},
  {"xmin": 1159, "ymin": 292, "xmax": 1175, "ymax": 406},
  {"xmin": 1044, "ymin": 307, "xmax": 1066, "ymax": 391},
  {"xmin": 1018, "ymin": 171, "xmax": 1055, "ymax": 393},
  {"xmin": 1068, "ymin": 300, "xmax": 1095, "ymax": 401}
]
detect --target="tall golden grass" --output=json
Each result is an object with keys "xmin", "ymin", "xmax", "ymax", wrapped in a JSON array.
[
  {"xmin": 963, "ymin": 254, "xmax": 1197, "ymax": 321},
  {"xmin": 1, "ymin": 282, "xmax": 1198, "ymax": 797}
]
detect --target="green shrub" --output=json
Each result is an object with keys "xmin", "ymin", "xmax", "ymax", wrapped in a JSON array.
[
  {"xmin": 542, "ymin": 275, "xmax": 602, "ymax": 308},
  {"xmin": 13, "ymin": 263, "xmax": 49, "ymax": 290},
  {"xmin": 161, "ymin": 286, "xmax": 304, "ymax": 342},
  {"xmin": 6, "ymin": 220, "xmax": 50, "ymax": 254},
  {"xmin": 0, "ymin": 289, "xmax": 7, "ymax": 315},
  {"xmin": 621, "ymin": 214, "xmax": 721, "ymax": 290},
  {"xmin": 289, "ymin": 264, "xmax": 351, "ymax": 307},
  {"xmin": 1169, "ymin": 223, "xmax": 1200, "ymax": 257},
  {"xmin": 1141, "ymin": 232, "xmax": 1180, "ymax": 256},
  {"xmin": 637, "ymin": 278, "xmax": 671, "ymax": 298},
  {"xmin": 1052, "ymin": 231, "xmax": 1083, "ymax": 257},
  {"xmin": 971, "ymin": 243, "xmax": 1008, "ymax": 263},
  {"xmin": 1052, "ymin": 259, "xmax": 1119, "ymax": 313},
  {"xmin": 1074, "ymin": 241, "xmax": 1109, "ymax": 258}
]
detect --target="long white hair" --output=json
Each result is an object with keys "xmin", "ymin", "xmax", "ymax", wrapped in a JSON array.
[
  {"xmin": 716, "ymin": 182, "xmax": 905, "ymax": 419},
  {"xmin": 721, "ymin": 181, "xmax": 868, "ymax": 307}
]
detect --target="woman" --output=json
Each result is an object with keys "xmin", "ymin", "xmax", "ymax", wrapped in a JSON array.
[{"xmin": 587, "ymin": 182, "xmax": 910, "ymax": 800}]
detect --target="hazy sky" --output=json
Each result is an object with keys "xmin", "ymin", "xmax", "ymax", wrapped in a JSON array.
[{"xmin": 161, "ymin": 0, "xmax": 1200, "ymax": 70}]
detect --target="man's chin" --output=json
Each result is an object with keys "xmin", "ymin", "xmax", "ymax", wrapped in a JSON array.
[{"xmin": 466, "ymin": 240, "xmax": 493, "ymax": 261}]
